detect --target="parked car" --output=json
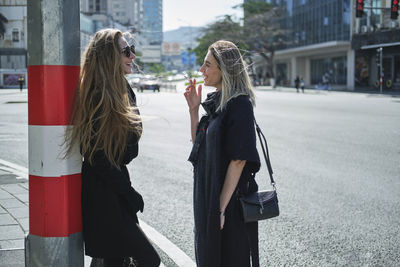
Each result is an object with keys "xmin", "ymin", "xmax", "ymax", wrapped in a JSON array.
[
  {"xmin": 127, "ymin": 74, "xmax": 142, "ymax": 89},
  {"xmin": 137, "ymin": 76, "xmax": 161, "ymax": 92}
]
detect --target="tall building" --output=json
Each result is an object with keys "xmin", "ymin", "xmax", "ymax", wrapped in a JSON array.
[
  {"xmin": 269, "ymin": 0, "xmax": 353, "ymax": 89},
  {"xmin": 141, "ymin": 0, "xmax": 162, "ymax": 45},
  {"xmin": 248, "ymin": 0, "xmax": 400, "ymax": 91},
  {"xmin": 81, "ymin": 0, "xmax": 142, "ymax": 32},
  {"xmin": 107, "ymin": 0, "xmax": 142, "ymax": 30},
  {"xmin": 81, "ymin": 0, "xmax": 108, "ymax": 14},
  {"xmin": 0, "ymin": 0, "xmax": 27, "ymax": 88}
]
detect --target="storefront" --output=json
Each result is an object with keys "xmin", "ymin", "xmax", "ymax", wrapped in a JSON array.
[
  {"xmin": 355, "ymin": 42, "xmax": 400, "ymax": 91},
  {"xmin": 274, "ymin": 41, "xmax": 353, "ymax": 90}
]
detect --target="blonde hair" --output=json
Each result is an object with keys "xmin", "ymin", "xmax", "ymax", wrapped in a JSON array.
[
  {"xmin": 209, "ymin": 40, "xmax": 256, "ymax": 110},
  {"xmin": 65, "ymin": 28, "xmax": 142, "ymax": 167}
]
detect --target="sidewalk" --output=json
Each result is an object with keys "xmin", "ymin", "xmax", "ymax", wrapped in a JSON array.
[
  {"xmin": 0, "ymin": 165, "xmax": 29, "ymax": 267},
  {"xmin": 0, "ymin": 163, "xmax": 94, "ymax": 267},
  {"xmin": 0, "ymin": 162, "xmax": 172, "ymax": 267}
]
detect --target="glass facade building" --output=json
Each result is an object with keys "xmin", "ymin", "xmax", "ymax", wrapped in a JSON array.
[
  {"xmin": 142, "ymin": 0, "xmax": 162, "ymax": 45},
  {"xmin": 251, "ymin": 0, "xmax": 353, "ymax": 88},
  {"xmin": 284, "ymin": 0, "xmax": 351, "ymax": 48}
]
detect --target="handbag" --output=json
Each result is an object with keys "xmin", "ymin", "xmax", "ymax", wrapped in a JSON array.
[{"xmin": 239, "ymin": 120, "xmax": 279, "ymax": 223}]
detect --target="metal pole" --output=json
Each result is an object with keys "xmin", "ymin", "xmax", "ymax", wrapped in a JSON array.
[
  {"xmin": 379, "ymin": 47, "xmax": 383, "ymax": 94},
  {"xmin": 26, "ymin": 0, "xmax": 83, "ymax": 266}
]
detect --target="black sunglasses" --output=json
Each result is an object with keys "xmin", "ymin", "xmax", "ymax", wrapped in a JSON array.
[{"xmin": 121, "ymin": 45, "xmax": 135, "ymax": 58}]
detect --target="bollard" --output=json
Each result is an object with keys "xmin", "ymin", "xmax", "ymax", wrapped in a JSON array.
[{"xmin": 26, "ymin": 0, "xmax": 83, "ymax": 266}]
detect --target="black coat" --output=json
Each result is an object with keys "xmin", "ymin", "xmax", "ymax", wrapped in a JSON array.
[
  {"xmin": 81, "ymin": 86, "xmax": 145, "ymax": 258},
  {"xmin": 189, "ymin": 92, "xmax": 261, "ymax": 267}
]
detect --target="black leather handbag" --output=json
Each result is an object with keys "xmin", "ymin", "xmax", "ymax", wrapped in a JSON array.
[{"xmin": 239, "ymin": 121, "xmax": 279, "ymax": 223}]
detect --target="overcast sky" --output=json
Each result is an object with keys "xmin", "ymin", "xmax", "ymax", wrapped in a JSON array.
[{"xmin": 163, "ymin": 0, "xmax": 244, "ymax": 32}]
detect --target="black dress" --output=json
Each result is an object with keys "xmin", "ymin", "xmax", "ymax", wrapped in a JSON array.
[
  {"xmin": 189, "ymin": 91, "xmax": 261, "ymax": 267},
  {"xmin": 81, "ymin": 85, "xmax": 160, "ymax": 266}
]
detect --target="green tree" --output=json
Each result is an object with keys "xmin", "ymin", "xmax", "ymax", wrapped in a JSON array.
[
  {"xmin": 238, "ymin": 0, "xmax": 290, "ymax": 83},
  {"xmin": 193, "ymin": 15, "xmax": 247, "ymax": 66},
  {"xmin": 193, "ymin": 1, "xmax": 289, "ymax": 85},
  {"xmin": 147, "ymin": 63, "xmax": 164, "ymax": 76}
]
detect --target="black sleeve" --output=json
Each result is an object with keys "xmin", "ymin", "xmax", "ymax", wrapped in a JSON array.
[
  {"xmin": 92, "ymin": 151, "xmax": 144, "ymax": 213},
  {"xmin": 223, "ymin": 96, "xmax": 260, "ymax": 173}
]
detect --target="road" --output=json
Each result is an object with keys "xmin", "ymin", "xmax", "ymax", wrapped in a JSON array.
[{"xmin": 1, "ymin": 86, "xmax": 399, "ymax": 266}]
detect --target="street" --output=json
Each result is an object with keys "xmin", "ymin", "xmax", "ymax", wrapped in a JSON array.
[{"xmin": 1, "ymin": 86, "xmax": 400, "ymax": 266}]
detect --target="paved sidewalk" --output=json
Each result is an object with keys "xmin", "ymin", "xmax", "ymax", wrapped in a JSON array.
[
  {"xmin": 0, "ymin": 166, "xmax": 29, "ymax": 267},
  {"xmin": 0, "ymin": 164, "xmax": 93, "ymax": 267},
  {"xmin": 0, "ymin": 163, "xmax": 169, "ymax": 267}
]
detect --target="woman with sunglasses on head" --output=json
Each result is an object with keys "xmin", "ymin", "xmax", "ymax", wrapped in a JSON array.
[
  {"xmin": 184, "ymin": 40, "xmax": 261, "ymax": 267},
  {"xmin": 65, "ymin": 28, "xmax": 160, "ymax": 267}
]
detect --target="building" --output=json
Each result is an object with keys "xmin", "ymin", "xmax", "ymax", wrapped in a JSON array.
[
  {"xmin": 352, "ymin": 0, "xmax": 400, "ymax": 91},
  {"xmin": 161, "ymin": 42, "xmax": 183, "ymax": 71},
  {"xmin": 138, "ymin": 0, "xmax": 162, "ymax": 64},
  {"xmin": 0, "ymin": 0, "xmax": 27, "ymax": 88},
  {"xmin": 250, "ymin": 0, "xmax": 400, "ymax": 91},
  {"xmin": 141, "ymin": 0, "xmax": 162, "ymax": 45},
  {"xmin": 80, "ymin": 13, "xmax": 105, "ymax": 54},
  {"xmin": 80, "ymin": 0, "xmax": 108, "ymax": 14},
  {"xmin": 81, "ymin": 0, "xmax": 162, "ymax": 64},
  {"xmin": 81, "ymin": 0, "xmax": 142, "ymax": 32},
  {"xmin": 269, "ymin": 0, "xmax": 353, "ymax": 90}
]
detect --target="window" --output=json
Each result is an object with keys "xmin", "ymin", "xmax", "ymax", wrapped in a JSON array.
[{"xmin": 12, "ymin": 29, "xmax": 19, "ymax": 42}]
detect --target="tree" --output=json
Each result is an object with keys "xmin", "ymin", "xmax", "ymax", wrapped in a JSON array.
[
  {"xmin": 147, "ymin": 63, "xmax": 164, "ymax": 76},
  {"xmin": 239, "ymin": 1, "xmax": 290, "ymax": 85},
  {"xmin": 193, "ymin": 15, "xmax": 247, "ymax": 66},
  {"xmin": 193, "ymin": 1, "xmax": 290, "ymax": 86}
]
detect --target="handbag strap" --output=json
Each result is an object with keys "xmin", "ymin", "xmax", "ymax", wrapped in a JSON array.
[{"xmin": 254, "ymin": 119, "xmax": 276, "ymax": 189}]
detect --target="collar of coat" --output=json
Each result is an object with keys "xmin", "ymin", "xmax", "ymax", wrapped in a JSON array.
[{"xmin": 201, "ymin": 90, "xmax": 221, "ymax": 118}]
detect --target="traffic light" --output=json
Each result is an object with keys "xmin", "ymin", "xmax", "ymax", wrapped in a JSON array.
[
  {"xmin": 356, "ymin": 0, "xmax": 364, "ymax": 18},
  {"xmin": 391, "ymin": 0, "xmax": 399, "ymax": 20}
]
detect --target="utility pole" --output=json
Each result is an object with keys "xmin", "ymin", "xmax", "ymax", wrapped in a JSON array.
[
  {"xmin": 377, "ymin": 47, "xmax": 383, "ymax": 93},
  {"xmin": 26, "ymin": 1, "xmax": 83, "ymax": 266}
]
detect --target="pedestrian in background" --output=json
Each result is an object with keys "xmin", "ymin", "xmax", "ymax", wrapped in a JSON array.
[
  {"xmin": 300, "ymin": 77, "xmax": 305, "ymax": 93},
  {"xmin": 184, "ymin": 40, "xmax": 261, "ymax": 267},
  {"xmin": 65, "ymin": 28, "xmax": 160, "ymax": 267},
  {"xmin": 323, "ymin": 73, "xmax": 329, "ymax": 90},
  {"xmin": 18, "ymin": 76, "xmax": 24, "ymax": 92},
  {"xmin": 295, "ymin": 75, "xmax": 300, "ymax": 93}
]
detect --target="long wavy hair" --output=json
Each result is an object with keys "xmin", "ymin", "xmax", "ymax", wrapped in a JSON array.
[
  {"xmin": 209, "ymin": 40, "xmax": 256, "ymax": 110},
  {"xmin": 65, "ymin": 28, "xmax": 142, "ymax": 167}
]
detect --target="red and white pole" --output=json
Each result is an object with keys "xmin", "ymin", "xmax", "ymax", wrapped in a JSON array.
[{"xmin": 26, "ymin": 1, "xmax": 83, "ymax": 266}]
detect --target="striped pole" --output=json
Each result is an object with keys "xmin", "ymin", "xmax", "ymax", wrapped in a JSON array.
[{"xmin": 25, "ymin": 1, "xmax": 83, "ymax": 266}]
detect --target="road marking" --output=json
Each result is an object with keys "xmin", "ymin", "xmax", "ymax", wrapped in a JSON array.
[
  {"xmin": 0, "ymin": 159, "xmax": 28, "ymax": 179},
  {"xmin": 141, "ymin": 115, "xmax": 160, "ymax": 122},
  {"xmin": 0, "ymin": 159, "xmax": 195, "ymax": 267}
]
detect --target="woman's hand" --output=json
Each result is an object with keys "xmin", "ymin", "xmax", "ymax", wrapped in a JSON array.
[
  {"xmin": 219, "ymin": 160, "xmax": 246, "ymax": 230},
  {"xmin": 184, "ymin": 79, "xmax": 202, "ymax": 113}
]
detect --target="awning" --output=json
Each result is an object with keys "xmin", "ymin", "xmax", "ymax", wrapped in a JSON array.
[{"xmin": 361, "ymin": 42, "xmax": 400, "ymax": 49}]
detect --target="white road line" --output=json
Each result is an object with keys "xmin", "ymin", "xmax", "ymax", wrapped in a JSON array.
[
  {"xmin": 0, "ymin": 159, "xmax": 28, "ymax": 179},
  {"xmin": 141, "ymin": 115, "xmax": 160, "ymax": 122},
  {"xmin": 0, "ymin": 159, "xmax": 195, "ymax": 267}
]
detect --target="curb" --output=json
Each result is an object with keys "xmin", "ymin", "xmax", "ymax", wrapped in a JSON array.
[{"xmin": 0, "ymin": 161, "xmax": 193, "ymax": 267}]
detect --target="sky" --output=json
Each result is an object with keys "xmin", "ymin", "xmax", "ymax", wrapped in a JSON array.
[{"xmin": 163, "ymin": 0, "xmax": 244, "ymax": 32}]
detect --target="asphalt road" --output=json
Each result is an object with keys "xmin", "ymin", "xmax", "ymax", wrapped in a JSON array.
[{"xmin": 1, "ymin": 87, "xmax": 399, "ymax": 266}]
